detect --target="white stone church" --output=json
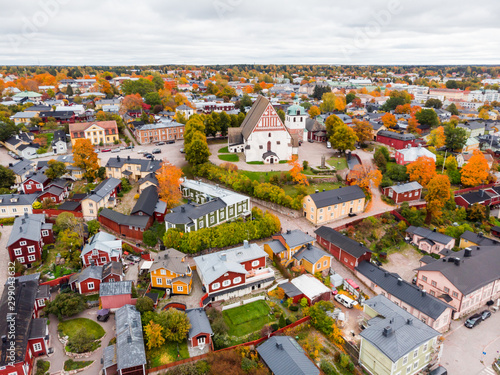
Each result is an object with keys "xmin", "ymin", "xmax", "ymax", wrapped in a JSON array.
[{"xmin": 228, "ymin": 96, "xmax": 298, "ymax": 164}]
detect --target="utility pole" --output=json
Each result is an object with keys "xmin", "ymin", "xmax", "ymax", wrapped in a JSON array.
[{"xmin": 441, "ymin": 149, "xmax": 447, "ymax": 174}]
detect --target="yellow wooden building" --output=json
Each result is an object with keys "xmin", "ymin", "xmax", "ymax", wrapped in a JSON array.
[{"xmin": 150, "ymin": 248, "xmax": 192, "ymax": 295}]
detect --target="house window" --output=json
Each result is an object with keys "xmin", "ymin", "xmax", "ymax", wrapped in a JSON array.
[
  {"xmin": 199, "ymin": 221, "xmax": 204, "ymax": 229},
  {"xmin": 100, "ymin": 257, "xmax": 106, "ymax": 262},
  {"xmin": 452, "ymin": 291, "xmax": 458, "ymax": 298},
  {"xmin": 28, "ymin": 246, "xmax": 35, "ymax": 253},
  {"xmin": 1, "ymin": 208, "xmax": 5, "ymax": 213},
  {"xmin": 20, "ymin": 241, "xmax": 27, "ymax": 246},
  {"xmin": 14, "ymin": 248, "xmax": 22, "ymax": 256},
  {"xmin": 323, "ymin": 260, "xmax": 328, "ymax": 267},
  {"xmin": 402, "ymin": 355, "xmax": 408, "ymax": 365},
  {"xmin": 198, "ymin": 336, "xmax": 206, "ymax": 345},
  {"xmin": 156, "ymin": 278, "xmax": 162, "ymax": 285},
  {"xmin": 421, "ymin": 317, "xmax": 427, "ymax": 324},
  {"xmin": 444, "ymin": 287, "xmax": 450, "ymax": 293},
  {"xmin": 42, "ymin": 230, "xmax": 49, "ymax": 236},
  {"xmin": 177, "ymin": 286, "xmax": 183, "ymax": 292},
  {"xmin": 12, "ymin": 208, "xmax": 17, "ymax": 213},
  {"xmin": 210, "ymin": 216, "xmax": 215, "ymax": 224},
  {"xmin": 252, "ymin": 260, "xmax": 260, "ymax": 267},
  {"xmin": 319, "ymin": 216, "xmax": 323, "ymax": 220},
  {"xmin": 423, "ymin": 343, "xmax": 428, "ymax": 352},
  {"xmin": 316, "ymin": 262, "xmax": 321, "ymax": 269},
  {"xmin": 430, "ymin": 290, "xmax": 435, "ymax": 296},
  {"xmin": 422, "ymin": 276, "xmax": 427, "ymax": 282},
  {"xmin": 413, "ymin": 348, "xmax": 419, "ymax": 358},
  {"xmin": 276, "ymin": 141, "xmax": 280, "ymax": 145},
  {"xmin": 431, "ymin": 280, "xmax": 437, "ymax": 287},
  {"xmin": 38, "ymin": 299, "xmax": 45, "ymax": 307},
  {"xmin": 268, "ymin": 132, "xmax": 271, "ymax": 137},
  {"xmin": 88, "ymin": 282, "xmax": 95, "ymax": 290},
  {"xmin": 334, "ymin": 205, "xmax": 337, "ymax": 209},
  {"xmin": 92, "ymin": 249, "xmax": 98, "ymax": 255},
  {"xmin": 212, "ymin": 282, "xmax": 220, "ymax": 290},
  {"xmin": 222, "ymin": 280, "xmax": 231, "ymax": 287},
  {"xmin": 233, "ymin": 277, "xmax": 242, "ymax": 284},
  {"xmin": 89, "ymin": 209, "xmax": 94, "ymax": 214},
  {"xmin": 28, "ymin": 255, "xmax": 36, "ymax": 262},
  {"xmin": 18, "ymin": 257, "xmax": 25, "ymax": 263},
  {"xmin": 319, "ymin": 208, "xmax": 323, "ymax": 213},
  {"xmin": 33, "ymin": 343, "xmax": 43, "ymax": 352},
  {"xmin": 406, "ymin": 365, "xmax": 412, "ymax": 374},
  {"xmin": 413, "ymin": 360, "xmax": 419, "ymax": 370},
  {"xmin": 24, "ymin": 207, "xmax": 29, "ymax": 212},
  {"xmin": 425, "ymin": 353, "xmax": 430, "ymax": 362}
]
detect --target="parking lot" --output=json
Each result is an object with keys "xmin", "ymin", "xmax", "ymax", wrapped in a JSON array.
[{"xmin": 441, "ymin": 309, "xmax": 500, "ymax": 375}]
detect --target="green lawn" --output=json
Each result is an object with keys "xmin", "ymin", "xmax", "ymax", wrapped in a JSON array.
[
  {"xmin": 223, "ymin": 300, "xmax": 274, "ymax": 337},
  {"xmin": 147, "ymin": 341, "xmax": 189, "ymax": 368},
  {"xmin": 58, "ymin": 318, "xmax": 105, "ymax": 340},
  {"xmin": 218, "ymin": 146, "xmax": 230, "ymax": 153},
  {"xmin": 239, "ymin": 170, "xmax": 282, "ymax": 183},
  {"xmin": 64, "ymin": 359, "xmax": 93, "ymax": 372},
  {"xmin": 218, "ymin": 154, "xmax": 239, "ymax": 162},
  {"xmin": 326, "ymin": 156, "xmax": 348, "ymax": 170}
]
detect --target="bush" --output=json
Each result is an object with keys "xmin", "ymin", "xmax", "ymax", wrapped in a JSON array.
[
  {"xmin": 67, "ymin": 329, "xmax": 99, "ymax": 353},
  {"xmin": 271, "ymin": 323, "xmax": 279, "ymax": 331},
  {"xmin": 63, "ymin": 359, "xmax": 93, "ymax": 371},
  {"xmin": 0, "ymin": 217, "xmax": 15, "ymax": 225},
  {"xmin": 289, "ymin": 304, "xmax": 299, "ymax": 311},
  {"xmin": 134, "ymin": 194, "xmax": 140, "ymax": 200},
  {"xmin": 320, "ymin": 360, "xmax": 339, "ymax": 375},
  {"xmin": 36, "ymin": 360, "xmax": 50, "ymax": 375}
]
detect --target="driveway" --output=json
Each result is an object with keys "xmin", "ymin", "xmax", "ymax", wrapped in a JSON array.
[
  {"xmin": 441, "ymin": 311, "xmax": 500, "ymax": 375},
  {"xmin": 158, "ymin": 271, "xmax": 205, "ymax": 310},
  {"xmin": 0, "ymin": 225, "xmax": 13, "ymax": 296}
]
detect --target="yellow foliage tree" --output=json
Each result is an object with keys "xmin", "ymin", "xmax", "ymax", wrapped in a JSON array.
[
  {"xmin": 308, "ymin": 105, "xmax": 320, "ymax": 118},
  {"xmin": 425, "ymin": 174, "xmax": 451, "ymax": 224},
  {"xmin": 156, "ymin": 159, "xmax": 184, "ymax": 208},
  {"xmin": 407, "ymin": 156, "xmax": 437, "ymax": 187},
  {"xmin": 461, "ymin": 150, "xmax": 490, "ymax": 187},
  {"xmin": 348, "ymin": 165, "xmax": 382, "ymax": 193},
  {"xmin": 428, "ymin": 126, "xmax": 446, "ymax": 148},
  {"xmin": 144, "ymin": 320, "xmax": 165, "ymax": 350}
]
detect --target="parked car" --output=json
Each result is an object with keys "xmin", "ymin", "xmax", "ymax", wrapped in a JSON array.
[
  {"xmin": 157, "ymin": 142, "xmax": 165, "ymax": 146},
  {"xmin": 125, "ymin": 145, "xmax": 134, "ymax": 149},
  {"xmin": 429, "ymin": 366, "xmax": 447, "ymax": 375},
  {"xmin": 334, "ymin": 294, "xmax": 356, "ymax": 309},
  {"xmin": 180, "ymin": 148, "xmax": 185, "ymax": 153},
  {"xmin": 166, "ymin": 140, "xmax": 175, "ymax": 144},
  {"xmin": 464, "ymin": 313, "xmax": 483, "ymax": 328},
  {"xmin": 101, "ymin": 148, "xmax": 111, "ymax": 152},
  {"xmin": 97, "ymin": 309, "xmax": 110, "ymax": 322},
  {"xmin": 480, "ymin": 310, "xmax": 492, "ymax": 321},
  {"xmin": 326, "ymin": 141, "xmax": 332, "ymax": 149},
  {"xmin": 308, "ymin": 139, "xmax": 314, "ymax": 143},
  {"xmin": 152, "ymin": 148, "xmax": 161, "ymax": 154},
  {"xmin": 126, "ymin": 254, "xmax": 141, "ymax": 263},
  {"xmin": 136, "ymin": 149, "xmax": 146, "ymax": 154},
  {"xmin": 144, "ymin": 153, "xmax": 153, "ymax": 159},
  {"xmin": 111, "ymin": 148, "xmax": 120, "ymax": 153}
]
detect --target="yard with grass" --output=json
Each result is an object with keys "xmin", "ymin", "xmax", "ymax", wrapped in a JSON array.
[
  {"xmin": 58, "ymin": 318, "xmax": 105, "ymax": 340},
  {"xmin": 218, "ymin": 146, "xmax": 229, "ymax": 153},
  {"xmin": 146, "ymin": 341, "xmax": 189, "ymax": 368},
  {"xmin": 327, "ymin": 156, "xmax": 348, "ymax": 170},
  {"xmin": 63, "ymin": 359, "xmax": 93, "ymax": 372},
  {"xmin": 218, "ymin": 154, "xmax": 239, "ymax": 162},
  {"xmin": 223, "ymin": 300, "xmax": 274, "ymax": 337}
]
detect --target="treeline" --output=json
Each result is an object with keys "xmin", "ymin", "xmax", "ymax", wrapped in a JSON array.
[
  {"xmin": 163, "ymin": 207, "xmax": 281, "ymax": 253},
  {"xmin": 193, "ymin": 163, "xmax": 306, "ymax": 210}
]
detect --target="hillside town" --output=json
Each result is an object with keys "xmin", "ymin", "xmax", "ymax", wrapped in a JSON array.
[{"xmin": 1, "ymin": 64, "xmax": 500, "ymax": 375}]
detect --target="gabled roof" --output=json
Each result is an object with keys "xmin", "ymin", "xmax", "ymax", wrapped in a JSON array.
[
  {"xmin": 360, "ymin": 295, "xmax": 439, "ymax": 363},
  {"xmin": 416, "ymin": 245, "xmax": 500, "ymax": 295},
  {"xmin": 239, "ymin": 95, "xmax": 290, "ymax": 140},
  {"xmin": 99, "ymin": 208, "xmax": 151, "ymax": 229},
  {"xmin": 293, "ymin": 244, "xmax": 331, "ymax": 265},
  {"xmin": 458, "ymin": 190, "xmax": 494, "ymax": 205},
  {"xmin": 398, "ymin": 146, "xmax": 436, "ymax": 162},
  {"xmin": 355, "ymin": 261, "xmax": 452, "ymax": 320},
  {"xmin": 378, "ymin": 130, "xmax": 416, "ymax": 141},
  {"xmin": 278, "ymin": 229, "xmax": 315, "ymax": 249},
  {"xmin": 164, "ymin": 198, "xmax": 226, "ymax": 225},
  {"xmin": 99, "ymin": 281, "xmax": 132, "ymax": 297},
  {"xmin": 102, "ymin": 261, "xmax": 123, "ymax": 279},
  {"xmin": 257, "ymin": 336, "xmax": 320, "ymax": 375},
  {"xmin": 131, "ymin": 185, "xmax": 158, "ymax": 217},
  {"xmin": 290, "ymin": 274, "xmax": 331, "ymax": 301},
  {"xmin": 69, "ymin": 120, "xmax": 118, "ymax": 132},
  {"xmin": 24, "ymin": 171, "xmax": 48, "ymax": 184},
  {"xmin": 194, "ymin": 243, "xmax": 267, "ymax": 285},
  {"xmin": 70, "ymin": 265, "xmax": 103, "ymax": 283},
  {"xmin": 138, "ymin": 172, "xmax": 158, "ymax": 187},
  {"xmin": 186, "ymin": 308, "xmax": 213, "ymax": 340},
  {"xmin": 8, "ymin": 214, "xmax": 50, "ymax": 247},
  {"xmin": 387, "ymin": 181, "xmax": 423, "ymax": 194},
  {"xmin": 406, "ymin": 226, "xmax": 454, "ymax": 245},
  {"xmin": 151, "ymin": 248, "xmax": 190, "ymax": 274},
  {"xmin": 114, "ymin": 305, "xmax": 146, "ymax": 371},
  {"xmin": 9, "ymin": 159, "xmax": 35, "ymax": 176},
  {"xmin": 0, "ymin": 193, "xmax": 38, "ymax": 207},
  {"xmin": 265, "ymin": 239, "xmax": 287, "ymax": 254},
  {"xmin": 105, "ymin": 156, "xmax": 162, "ymax": 174},
  {"xmin": 314, "ymin": 226, "xmax": 371, "ymax": 258},
  {"xmin": 86, "ymin": 178, "xmax": 121, "ymax": 203},
  {"xmin": 308, "ymin": 185, "xmax": 365, "ymax": 209},
  {"xmin": 81, "ymin": 232, "xmax": 122, "ymax": 257},
  {"xmin": 459, "ymin": 231, "xmax": 500, "ymax": 246}
]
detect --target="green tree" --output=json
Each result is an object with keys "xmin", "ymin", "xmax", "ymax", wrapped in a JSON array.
[
  {"xmin": 300, "ymin": 297, "xmax": 308, "ymax": 308},
  {"xmin": 320, "ymin": 92, "xmax": 336, "ymax": 113},
  {"xmin": 444, "ymin": 123, "xmax": 468, "ymax": 150},
  {"xmin": 45, "ymin": 292, "xmax": 86, "ymax": 320},
  {"xmin": 446, "ymin": 103, "xmax": 459, "ymax": 116},
  {"xmin": 185, "ymin": 131, "xmax": 211, "ymax": 165},
  {"xmin": 424, "ymin": 98, "xmax": 443, "ymax": 109},
  {"xmin": 346, "ymin": 92, "xmax": 356, "ymax": 104},
  {"xmin": 330, "ymin": 123, "xmax": 358, "ymax": 154},
  {"xmin": 87, "ymin": 220, "xmax": 100, "ymax": 236},
  {"xmin": 66, "ymin": 85, "xmax": 74, "ymax": 97},
  {"xmin": 45, "ymin": 159, "xmax": 67, "ymax": 180},
  {"xmin": 67, "ymin": 328, "xmax": 97, "ymax": 353},
  {"xmin": 0, "ymin": 165, "xmax": 16, "ymax": 189},
  {"xmin": 144, "ymin": 92, "xmax": 162, "ymax": 107},
  {"xmin": 136, "ymin": 296, "xmax": 155, "ymax": 313},
  {"xmin": 163, "ymin": 228, "xmax": 183, "ymax": 249},
  {"xmin": 121, "ymin": 78, "xmax": 156, "ymax": 96},
  {"xmin": 0, "ymin": 118, "xmax": 21, "ymax": 142},
  {"xmin": 218, "ymin": 111, "xmax": 231, "ymax": 137},
  {"xmin": 277, "ymin": 109, "xmax": 286, "ymax": 124},
  {"xmin": 183, "ymin": 116, "xmax": 205, "ymax": 145},
  {"xmin": 467, "ymin": 203, "xmax": 487, "ymax": 222},
  {"xmin": 278, "ymin": 314, "xmax": 286, "ymax": 328},
  {"xmin": 415, "ymin": 109, "xmax": 439, "ymax": 127},
  {"xmin": 159, "ymin": 309, "xmax": 191, "ymax": 343}
]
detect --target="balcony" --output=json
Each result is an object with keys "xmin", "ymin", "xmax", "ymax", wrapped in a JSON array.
[{"xmin": 246, "ymin": 268, "xmax": 275, "ymax": 283}]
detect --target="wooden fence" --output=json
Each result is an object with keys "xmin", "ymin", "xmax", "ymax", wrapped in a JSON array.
[{"xmin": 39, "ymin": 273, "xmax": 74, "ymax": 287}]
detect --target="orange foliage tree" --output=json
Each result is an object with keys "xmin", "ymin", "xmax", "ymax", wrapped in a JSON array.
[
  {"xmin": 120, "ymin": 94, "xmax": 144, "ymax": 114},
  {"xmin": 348, "ymin": 165, "xmax": 382, "ymax": 194},
  {"xmin": 288, "ymin": 156, "xmax": 309, "ymax": 186},
  {"xmin": 407, "ymin": 156, "xmax": 436, "ymax": 187},
  {"xmin": 381, "ymin": 113, "xmax": 397, "ymax": 129},
  {"xmin": 395, "ymin": 103, "xmax": 412, "ymax": 114},
  {"xmin": 425, "ymin": 174, "xmax": 451, "ymax": 224},
  {"xmin": 407, "ymin": 116, "xmax": 421, "ymax": 134},
  {"xmin": 461, "ymin": 150, "xmax": 490, "ymax": 187},
  {"xmin": 72, "ymin": 139, "xmax": 99, "ymax": 181},
  {"xmin": 308, "ymin": 105, "xmax": 320, "ymax": 118},
  {"xmin": 352, "ymin": 119, "xmax": 373, "ymax": 144},
  {"xmin": 156, "ymin": 159, "xmax": 184, "ymax": 208}
]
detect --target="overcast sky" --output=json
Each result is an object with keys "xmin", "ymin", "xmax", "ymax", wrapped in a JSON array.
[{"xmin": 1, "ymin": 0, "xmax": 499, "ymax": 66}]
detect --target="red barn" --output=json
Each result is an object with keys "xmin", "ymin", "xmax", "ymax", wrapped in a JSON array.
[
  {"xmin": 99, "ymin": 281, "xmax": 136, "ymax": 310},
  {"xmin": 314, "ymin": 226, "xmax": 372, "ymax": 271},
  {"xmin": 186, "ymin": 308, "xmax": 214, "ymax": 350},
  {"xmin": 7, "ymin": 214, "xmax": 53, "ymax": 267},
  {"xmin": 98, "ymin": 208, "xmax": 152, "ymax": 241},
  {"xmin": 382, "ymin": 181, "xmax": 423, "ymax": 204},
  {"xmin": 376, "ymin": 130, "xmax": 417, "ymax": 150},
  {"xmin": 21, "ymin": 172, "xmax": 49, "ymax": 194}
]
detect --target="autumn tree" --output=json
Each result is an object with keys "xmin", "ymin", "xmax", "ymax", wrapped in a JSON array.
[
  {"xmin": 425, "ymin": 174, "xmax": 451, "ymax": 224},
  {"xmin": 407, "ymin": 116, "xmax": 421, "ymax": 134},
  {"xmin": 288, "ymin": 156, "xmax": 309, "ymax": 186},
  {"xmin": 45, "ymin": 159, "xmax": 67, "ymax": 180},
  {"xmin": 415, "ymin": 108, "xmax": 439, "ymax": 127},
  {"xmin": 320, "ymin": 92, "xmax": 336, "ymax": 113},
  {"xmin": 73, "ymin": 139, "xmax": 99, "ymax": 181},
  {"xmin": 330, "ymin": 123, "xmax": 358, "ymax": 154},
  {"xmin": 185, "ymin": 131, "xmax": 211, "ymax": 165},
  {"xmin": 120, "ymin": 94, "xmax": 144, "ymax": 115},
  {"xmin": 461, "ymin": 150, "xmax": 490, "ymax": 187},
  {"xmin": 325, "ymin": 114, "xmax": 344, "ymax": 138},
  {"xmin": 308, "ymin": 105, "xmax": 320, "ymax": 118},
  {"xmin": 381, "ymin": 113, "xmax": 397, "ymax": 129},
  {"xmin": 407, "ymin": 156, "xmax": 437, "ymax": 187},
  {"xmin": 428, "ymin": 126, "xmax": 446, "ymax": 148},
  {"xmin": 444, "ymin": 122, "xmax": 468, "ymax": 150},
  {"xmin": 352, "ymin": 119, "xmax": 373, "ymax": 144},
  {"xmin": 348, "ymin": 165, "xmax": 382, "ymax": 195},
  {"xmin": 144, "ymin": 321, "xmax": 165, "ymax": 350},
  {"xmin": 157, "ymin": 159, "xmax": 183, "ymax": 208},
  {"xmin": 159, "ymin": 309, "xmax": 191, "ymax": 343},
  {"xmin": 183, "ymin": 116, "xmax": 205, "ymax": 145}
]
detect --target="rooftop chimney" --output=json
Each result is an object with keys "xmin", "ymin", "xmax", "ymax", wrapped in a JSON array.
[
  {"xmin": 454, "ymin": 257, "xmax": 461, "ymax": 266},
  {"xmin": 397, "ymin": 278, "xmax": 403, "ymax": 286},
  {"xmin": 127, "ymin": 155, "xmax": 130, "ymax": 160},
  {"xmin": 407, "ymin": 318, "xmax": 413, "ymax": 325},
  {"xmin": 243, "ymin": 240, "xmax": 249, "ymax": 248},
  {"xmin": 181, "ymin": 206, "xmax": 185, "ymax": 212},
  {"xmin": 464, "ymin": 248, "xmax": 472, "ymax": 257},
  {"xmin": 382, "ymin": 326, "xmax": 392, "ymax": 337},
  {"xmin": 421, "ymin": 290, "xmax": 426, "ymax": 297},
  {"xmin": 276, "ymin": 342, "xmax": 283, "ymax": 350},
  {"xmin": 286, "ymin": 229, "xmax": 291, "ymax": 234},
  {"xmin": 220, "ymin": 253, "xmax": 226, "ymax": 261},
  {"xmin": 384, "ymin": 271, "xmax": 389, "ymax": 277},
  {"xmin": 315, "ymin": 189, "xmax": 319, "ymax": 194}
]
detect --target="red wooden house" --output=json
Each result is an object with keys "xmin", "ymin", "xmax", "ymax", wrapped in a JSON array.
[
  {"xmin": 98, "ymin": 208, "xmax": 152, "ymax": 241},
  {"xmin": 376, "ymin": 130, "xmax": 417, "ymax": 150},
  {"xmin": 186, "ymin": 308, "xmax": 214, "ymax": 350},
  {"xmin": 130, "ymin": 185, "xmax": 167, "ymax": 223},
  {"xmin": 0, "ymin": 274, "xmax": 50, "ymax": 375},
  {"xmin": 81, "ymin": 231, "xmax": 122, "ymax": 267},
  {"xmin": 69, "ymin": 262, "xmax": 123, "ymax": 294},
  {"xmin": 455, "ymin": 186, "xmax": 500, "ymax": 208},
  {"xmin": 21, "ymin": 172, "xmax": 49, "ymax": 194},
  {"xmin": 314, "ymin": 226, "xmax": 372, "ymax": 271},
  {"xmin": 36, "ymin": 179, "xmax": 70, "ymax": 204},
  {"xmin": 99, "ymin": 281, "xmax": 136, "ymax": 310},
  {"xmin": 7, "ymin": 214, "xmax": 54, "ymax": 267},
  {"xmin": 382, "ymin": 181, "xmax": 423, "ymax": 204}
]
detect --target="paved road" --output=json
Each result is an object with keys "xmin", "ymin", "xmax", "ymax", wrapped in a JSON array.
[
  {"xmin": 0, "ymin": 225, "xmax": 13, "ymax": 297},
  {"xmin": 441, "ymin": 311, "xmax": 500, "ymax": 375}
]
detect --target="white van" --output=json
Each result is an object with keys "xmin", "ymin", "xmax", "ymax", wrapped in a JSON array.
[
  {"xmin": 326, "ymin": 141, "xmax": 332, "ymax": 149},
  {"xmin": 334, "ymin": 294, "xmax": 355, "ymax": 309}
]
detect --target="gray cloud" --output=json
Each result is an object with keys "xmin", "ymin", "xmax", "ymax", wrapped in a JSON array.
[{"xmin": 1, "ymin": 0, "xmax": 499, "ymax": 65}]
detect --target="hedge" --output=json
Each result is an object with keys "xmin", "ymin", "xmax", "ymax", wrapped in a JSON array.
[{"xmin": 0, "ymin": 217, "xmax": 15, "ymax": 225}]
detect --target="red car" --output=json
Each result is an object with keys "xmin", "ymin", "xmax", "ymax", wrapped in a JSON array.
[{"xmin": 101, "ymin": 148, "xmax": 111, "ymax": 152}]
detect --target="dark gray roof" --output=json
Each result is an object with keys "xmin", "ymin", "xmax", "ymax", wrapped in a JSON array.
[
  {"xmin": 305, "ymin": 118, "xmax": 325, "ymax": 132},
  {"xmin": 28, "ymin": 318, "xmax": 47, "ymax": 339},
  {"xmin": 8, "ymin": 214, "xmax": 51, "ymax": 247},
  {"xmin": 58, "ymin": 201, "xmax": 81, "ymax": 211},
  {"xmin": 280, "ymin": 282, "xmax": 303, "ymax": 297},
  {"xmin": 360, "ymin": 295, "xmax": 439, "ymax": 362},
  {"xmin": 257, "ymin": 336, "xmax": 320, "ymax": 375},
  {"xmin": 151, "ymin": 248, "xmax": 190, "ymax": 274},
  {"xmin": 70, "ymin": 265, "xmax": 103, "ymax": 283},
  {"xmin": 378, "ymin": 130, "xmax": 416, "ymax": 141},
  {"xmin": 86, "ymin": 178, "xmax": 121, "ymax": 203},
  {"xmin": 105, "ymin": 156, "xmax": 161, "ymax": 174},
  {"xmin": 279, "ymin": 229, "xmax": 315, "ymax": 249},
  {"xmin": 102, "ymin": 345, "xmax": 117, "ymax": 370},
  {"xmin": 458, "ymin": 190, "xmax": 493, "ymax": 205},
  {"xmin": 99, "ymin": 208, "xmax": 150, "ymax": 229},
  {"xmin": 99, "ymin": 281, "xmax": 132, "ymax": 297},
  {"xmin": 417, "ymin": 245, "xmax": 500, "ymax": 295},
  {"xmin": 36, "ymin": 284, "xmax": 50, "ymax": 300},
  {"xmin": 228, "ymin": 127, "xmax": 243, "ymax": 145},
  {"xmin": 293, "ymin": 244, "xmax": 331, "ymax": 265},
  {"xmin": 356, "ymin": 261, "xmax": 452, "ymax": 320},
  {"xmin": 240, "ymin": 95, "xmax": 272, "ymax": 140},
  {"xmin": 262, "ymin": 150, "xmax": 277, "ymax": 160},
  {"xmin": 460, "ymin": 231, "xmax": 500, "ymax": 246},
  {"xmin": 138, "ymin": 172, "xmax": 158, "ymax": 187},
  {"xmin": 164, "ymin": 198, "xmax": 226, "ymax": 225},
  {"xmin": 314, "ymin": 226, "xmax": 371, "ymax": 258},
  {"xmin": 131, "ymin": 185, "xmax": 158, "ymax": 216},
  {"xmin": 39, "ymin": 185, "xmax": 64, "ymax": 197},
  {"xmin": 308, "ymin": 185, "xmax": 365, "ymax": 209},
  {"xmin": 9, "ymin": 159, "xmax": 34, "ymax": 176},
  {"xmin": 186, "ymin": 308, "xmax": 213, "ymax": 340},
  {"xmin": 265, "ymin": 239, "xmax": 286, "ymax": 254},
  {"xmin": 25, "ymin": 171, "xmax": 48, "ymax": 184},
  {"xmin": 406, "ymin": 226, "xmax": 454, "ymax": 245},
  {"xmin": 102, "ymin": 261, "xmax": 123, "ymax": 279},
  {"xmin": 114, "ymin": 305, "xmax": 146, "ymax": 371},
  {"xmin": 0, "ymin": 193, "xmax": 38, "ymax": 207},
  {"xmin": 419, "ymin": 255, "xmax": 435, "ymax": 265}
]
